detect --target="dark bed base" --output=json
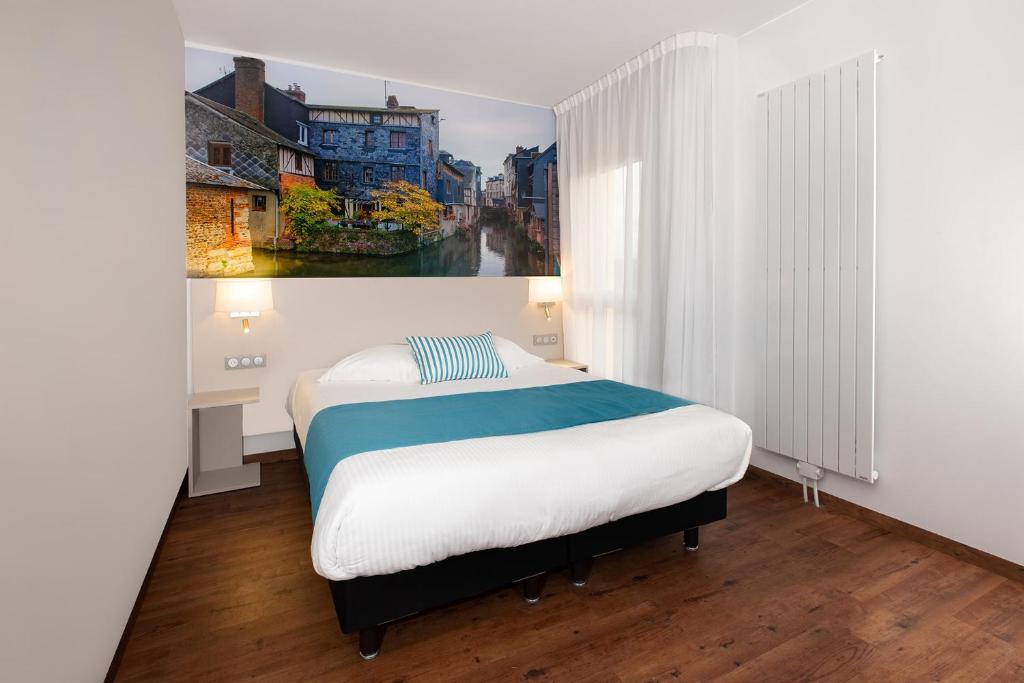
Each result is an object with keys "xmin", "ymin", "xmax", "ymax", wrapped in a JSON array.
[{"xmin": 293, "ymin": 427, "xmax": 728, "ymax": 659}]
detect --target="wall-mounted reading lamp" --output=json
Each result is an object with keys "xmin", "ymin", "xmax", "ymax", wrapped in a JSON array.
[
  {"xmin": 215, "ymin": 279, "xmax": 273, "ymax": 334},
  {"xmin": 528, "ymin": 277, "xmax": 562, "ymax": 321}
]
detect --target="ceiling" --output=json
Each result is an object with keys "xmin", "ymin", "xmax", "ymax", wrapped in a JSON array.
[{"xmin": 172, "ymin": 0, "xmax": 809, "ymax": 107}]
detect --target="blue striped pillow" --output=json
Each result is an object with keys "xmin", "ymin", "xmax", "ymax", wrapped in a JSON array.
[{"xmin": 406, "ymin": 332, "xmax": 509, "ymax": 384}]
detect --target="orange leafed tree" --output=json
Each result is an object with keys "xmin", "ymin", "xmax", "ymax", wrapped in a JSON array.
[{"xmin": 370, "ymin": 180, "xmax": 442, "ymax": 235}]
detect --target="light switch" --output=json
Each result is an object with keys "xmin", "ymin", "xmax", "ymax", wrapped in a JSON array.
[{"xmin": 533, "ymin": 334, "xmax": 559, "ymax": 346}]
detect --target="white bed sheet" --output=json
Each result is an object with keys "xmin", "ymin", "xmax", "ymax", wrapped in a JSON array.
[{"xmin": 287, "ymin": 363, "xmax": 752, "ymax": 581}]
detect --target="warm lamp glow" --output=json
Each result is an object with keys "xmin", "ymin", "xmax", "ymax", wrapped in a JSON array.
[
  {"xmin": 215, "ymin": 280, "xmax": 273, "ymax": 333},
  {"xmin": 528, "ymin": 277, "xmax": 562, "ymax": 321}
]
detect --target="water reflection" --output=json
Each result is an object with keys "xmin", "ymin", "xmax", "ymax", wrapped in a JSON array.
[{"xmin": 246, "ymin": 223, "xmax": 546, "ymax": 278}]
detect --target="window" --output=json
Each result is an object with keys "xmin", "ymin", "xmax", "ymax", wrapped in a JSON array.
[
  {"xmin": 391, "ymin": 166, "xmax": 402, "ymax": 181},
  {"xmin": 389, "ymin": 131, "xmax": 406, "ymax": 148},
  {"xmin": 422, "ymin": 170, "xmax": 428, "ymax": 188},
  {"xmin": 252, "ymin": 195, "xmax": 267, "ymax": 212},
  {"xmin": 322, "ymin": 161, "xmax": 338, "ymax": 182},
  {"xmin": 208, "ymin": 142, "xmax": 232, "ymax": 167},
  {"xmin": 363, "ymin": 166, "xmax": 374, "ymax": 183},
  {"xmin": 296, "ymin": 122, "xmax": 308, "ymax": 146},
  {"xmin": 365, "ymin": 130, "xmax": 374, "ymax": 147},
  {"xmin": 427, "ymin": 139, "xmax": 433, "ymax": 156},
  {"xmin": 323, "ymin": 129, "xmax": 336, "ymax": 145},
  {"xmin": 371, "ymin": 114, "xmax": 382, "ymax": 124}
]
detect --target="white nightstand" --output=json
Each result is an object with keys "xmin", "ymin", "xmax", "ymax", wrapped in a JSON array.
[
  {"xmin": 188, "ymin": 387, "xmax": 261, "ymax": 497},
  {"xmin": 546, "ymin": 359, "xmax": 589, "ymax": 373}
]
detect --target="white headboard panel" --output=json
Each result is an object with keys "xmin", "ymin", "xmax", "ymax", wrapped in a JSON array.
[{"xmin": 189, "ymin": 277, "xmax": 564, "ymax": 441}]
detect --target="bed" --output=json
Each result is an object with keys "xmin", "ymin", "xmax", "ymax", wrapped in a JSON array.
[{"xmin": 288, "ymin": 360, "xmax": 751, "ymax": 659}]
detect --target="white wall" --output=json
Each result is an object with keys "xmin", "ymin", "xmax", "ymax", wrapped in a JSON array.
[
  {"xmin": 189, "ymin": 277, "xmax": 565, "ymax": 448},
  {"xmin": 0, "ymin": 1, "xmax": 187, "ymax": 680},
  {"xmin": 732, "ymin": 0, "xmax": 1024, "ymax": 564}
]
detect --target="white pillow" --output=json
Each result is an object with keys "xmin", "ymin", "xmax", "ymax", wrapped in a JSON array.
[
  {"xmin": 317, "ymin": 344, "xmax": 420, "ymax": 384},
  {"xmin": 492, "ymin": 336, "xmax": 544, "ymax": 371},
  {"xmin": 317, "ymin": 337, "xmax": 543, "ymax": 383}
]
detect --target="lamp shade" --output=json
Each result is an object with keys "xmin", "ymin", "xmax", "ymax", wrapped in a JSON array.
[
  {"xmin": 528, "ymin": 277, "xmax": 562, "ymax": 304},
  {"xmin": 215, "ymin": 279, "xmax": 273, "ymax": 315}
]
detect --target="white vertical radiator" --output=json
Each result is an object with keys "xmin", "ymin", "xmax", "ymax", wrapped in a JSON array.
[{"xmin": 755, "ymin": 52, "xmax": 878, "ymax": 486}]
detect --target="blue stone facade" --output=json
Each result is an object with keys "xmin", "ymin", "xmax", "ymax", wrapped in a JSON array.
[
  {"xmin": 527, "ymin": 143, "xmax": 557, "ymax": 208},
  {"xmin": 435, "ymin": 151, "xmax": 466, "ymax": 206},
  {"xmin": 308, "ymin": 109, "xmax": 440, "ymax": 203}
]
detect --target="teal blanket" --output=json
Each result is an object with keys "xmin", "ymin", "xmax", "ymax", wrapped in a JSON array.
[{"xmin": 303, "ymin": 379, "xmax": 693, "ymax": 519}]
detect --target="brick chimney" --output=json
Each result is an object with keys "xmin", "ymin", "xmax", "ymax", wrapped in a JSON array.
[
  {"xmin": 286, "ymin": 83, "xmax": 306, "ymax": 103},
  {"xmin": 386, "ymin": 95, "xmax": 399, "ymax": 109},
  {"xmin": 233, "ymin": 56, "xmax": 265, "ymax": 122}
]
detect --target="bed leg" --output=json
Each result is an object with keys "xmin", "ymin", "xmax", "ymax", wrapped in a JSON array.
[
  {"xmin": 684, "ymin": 527, "xmax": 700, "ymax": 551},
  {"xmin": 522, "ymin": 572, "xmax": 547, "ymax": 604},
  {"xmin": 570, "ymin": 558, "xmax": 593, "ymax": 587},
  {"xmin": 358, "ymin": 625, "xmax": 386, "ymax": 660}
]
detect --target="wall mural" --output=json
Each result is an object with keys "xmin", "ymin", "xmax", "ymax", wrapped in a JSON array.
[{"xmin": 185, "ymin": 48, "xmax": 558, "ymax": 277}]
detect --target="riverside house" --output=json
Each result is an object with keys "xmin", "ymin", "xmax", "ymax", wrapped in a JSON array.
[
  {"xmin": 187, "ymin": 57, "xmax": 317, "ymax": 249},
  {"xmin": 184, "ymin": 156, "xmax": 264, "ymax": 277}
]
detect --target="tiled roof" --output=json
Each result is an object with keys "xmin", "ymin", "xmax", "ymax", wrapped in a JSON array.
[
  {"xmin": 440, "ymin": 161, "xmax": 465, "ymax": 178},
  {"xmin": 186, "ymin": 92, "xmax": 311, "ymax": 154},
  {"xmin": 192, "ymin": 69, "xmax": 437, "ymax": 115},
  {"xmin": 185, "ymin": 156, "xmax": 268, "ymax": 190},
  {"xmin": 307, "ymin": 103, "xmax": 439, "ymax": 114}
]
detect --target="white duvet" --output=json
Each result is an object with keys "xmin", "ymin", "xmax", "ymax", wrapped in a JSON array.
[{"xmin": 287, "ymin": 364, "xmax": 752, "ymax": 581}]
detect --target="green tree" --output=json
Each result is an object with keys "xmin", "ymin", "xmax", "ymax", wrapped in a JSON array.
[
  {"xmin": 280, "ymin": 185, "xmax": 340, "ymax": 238},
  {"xmin": 370, "ymin": 180, "xmax": 443, "ymax": 235}
]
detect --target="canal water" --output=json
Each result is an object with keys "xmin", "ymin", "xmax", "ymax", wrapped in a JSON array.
[{"xmin": 246, "ymin": 224, "xmax": 551, "ymax": 277}]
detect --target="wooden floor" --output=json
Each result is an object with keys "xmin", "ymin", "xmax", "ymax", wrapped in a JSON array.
[{"xmin": 117, "ymin": 462, "xmax": 1024, "ymax": 682}]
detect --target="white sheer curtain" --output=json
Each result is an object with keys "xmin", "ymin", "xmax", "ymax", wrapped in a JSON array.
[{"xmin": 555, "ymin": 32, "xmax": 718, "ymax": 404}]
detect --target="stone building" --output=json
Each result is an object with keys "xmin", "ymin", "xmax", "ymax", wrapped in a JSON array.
[
  {"xmin": 186, "ymin": 58, "xmax": 316, "ymax": 247},
  {"xmin": 451, "ymin": 159, "xmax": 482, "ymax": 206},
  {"xmin": 546, "ymin": 158, "xmax": 560, "ymax": 274},
  {"xmin": 307, "ymin": 95, "xmax": 441, "ymax": 216},
  {"xmin": 484, "ymin": 174, "xmax": 505, "ymax": 207},
  {"xmin": 523, "ymin": 143, "xmax": 559, "ymax": 275},
  {"xmin": 503, "ymin": 145, "xmax": 539, "ymax": 217},
  {"xmin": 185, "ymin": 156, "xmax": 264, "ymax": 276},
  {"xmin": 194, "ymin": 58, "xmax": 442, "ymax": 220},
  {"xmin": 194, "ymin": 57, "xmax": 311, "ymax": 148}
]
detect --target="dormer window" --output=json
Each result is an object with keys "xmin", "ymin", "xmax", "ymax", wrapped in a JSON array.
[
  {"xmin": 297, "ymin": 122, "xmax": 308, "ymax": 146},
  {"xmin": 208, "ymin": 142, "xmax": 232, "ymax": 168}
]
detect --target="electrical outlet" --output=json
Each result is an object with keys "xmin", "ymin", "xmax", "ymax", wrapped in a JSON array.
[
  {"xmin": 225, "ymin": 353, "xmax": 267, "ymax": 370},
  {"xmin": 533, "ymin": 334, "xmax": 559, "ymax": 346}
]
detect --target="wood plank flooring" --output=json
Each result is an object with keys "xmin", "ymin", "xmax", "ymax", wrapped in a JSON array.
[{"xmin": 115, "ymin": 462, "xmax": 1024, "ymax": 682}]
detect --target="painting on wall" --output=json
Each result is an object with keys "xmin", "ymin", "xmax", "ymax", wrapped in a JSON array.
[{"xmin": 184, "ymin": 47, "xmax": 558, "ymax": 278}]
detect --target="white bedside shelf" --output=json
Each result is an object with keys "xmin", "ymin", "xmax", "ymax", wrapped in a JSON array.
[
  {"xmin": 546, "ymin": 359, "xmax": 589, "ymax": 373},
  {"xmin": 189, "ymin": 387, "xmax": 261, "ymax": 497}
]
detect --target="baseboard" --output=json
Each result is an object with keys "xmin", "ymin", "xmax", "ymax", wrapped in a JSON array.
[
  {"xmin": 745, "ymin": 465, "xmax": 1024, "ymax": 585},
  {"xmin": 243, "ymin": 430, "xmax": 295, "ymax": 456},
  {"xmin": 243, "ymin": 448, "xmax": 297, "ymax": 464},
  {"xmin": 104, "ymin": 472, "xmax": 187, "ymax": 682}
]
